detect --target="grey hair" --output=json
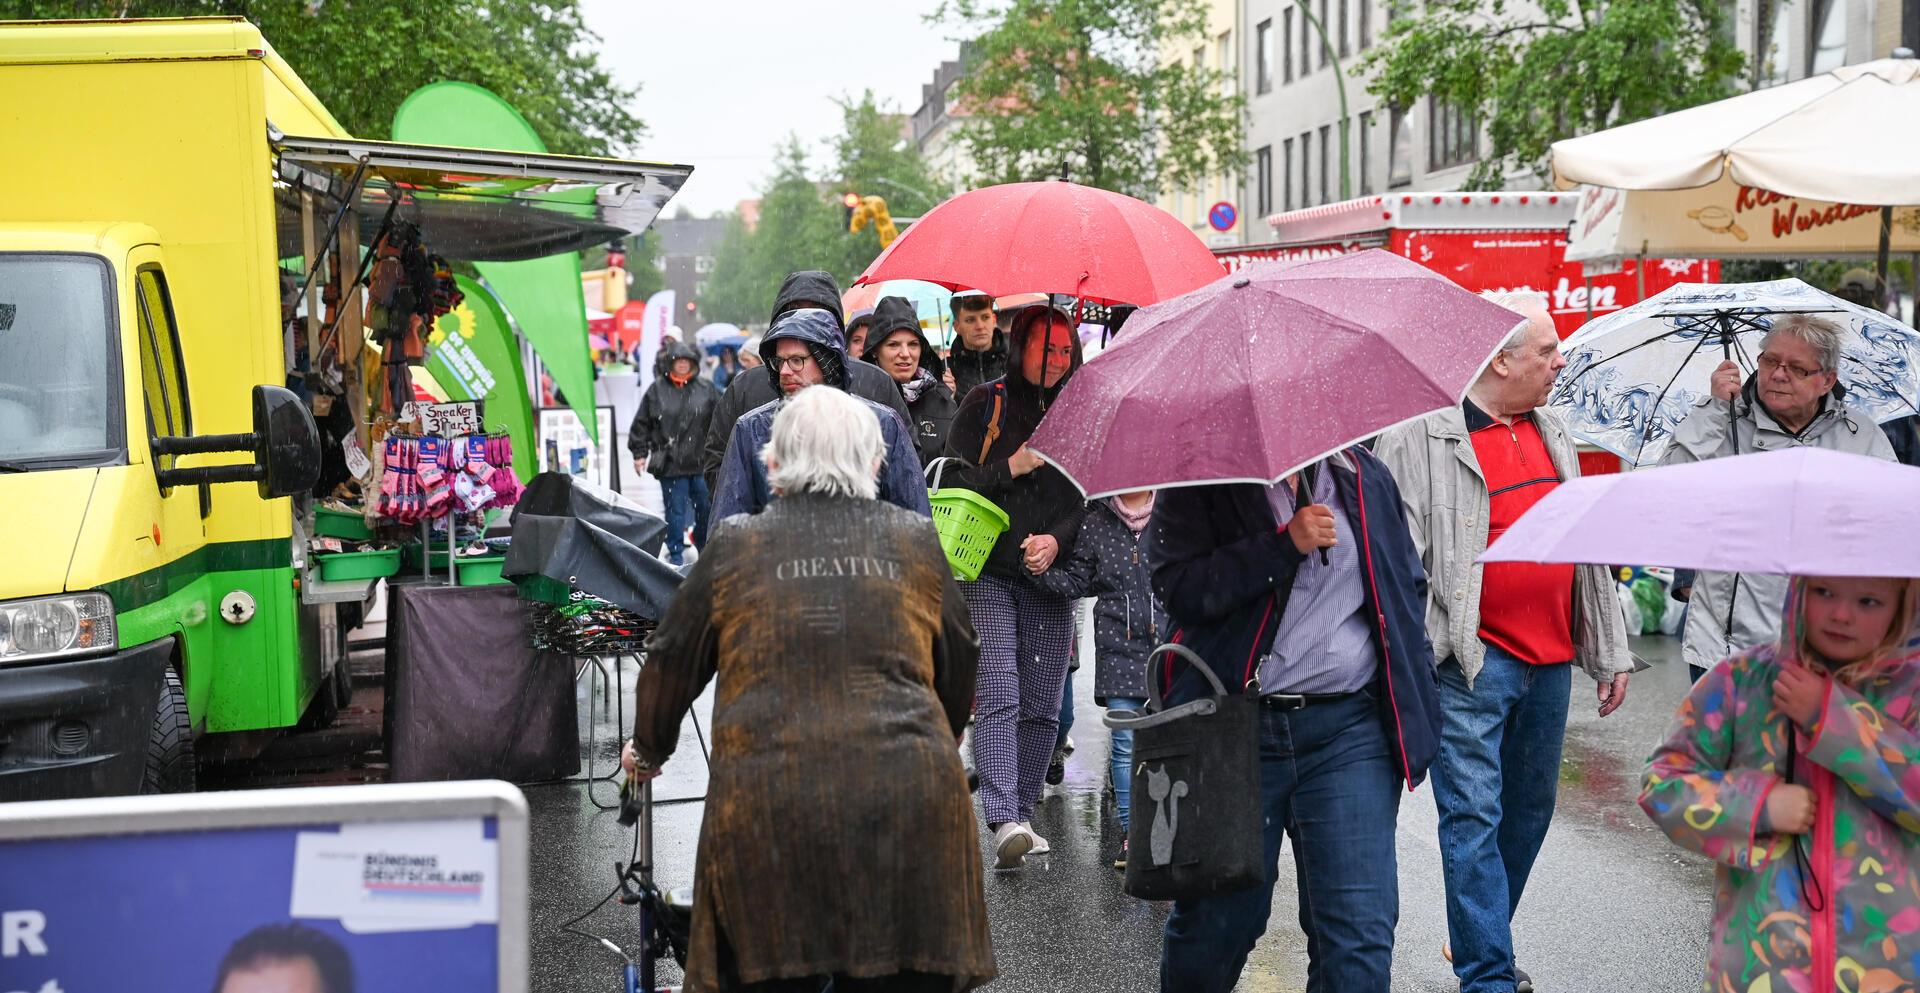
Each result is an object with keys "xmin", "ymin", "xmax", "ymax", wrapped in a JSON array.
[
  {"xmin": 762, "ymin": 386, "xmax": 884, "ymax": 500},
  {"xmin": 1479, "ymin": 289, "xmax": 1552, "ymax": 353},
  {"xmin": 1761, "ymin": 314, "xmax": 1844, "ymax": 372}
]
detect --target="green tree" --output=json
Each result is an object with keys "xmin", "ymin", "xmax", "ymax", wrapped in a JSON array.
[
  {"xmin": 0, "ymin": 0, "xmax": 642, "ymax": 155},
  {"xmin": 934, "ymin": 0, "xmax": 1246, "ymax": 198},
  {"xmin": 1360, "ymin": 0, "xmax": 1744, "ymax": 189},
  {"xmin": 701, "ymin": 97, "xmax": 950, "ymax": 326},
  {"xmin": 701, "ymin": 141, "xmax": 844, "ymax": 327}
]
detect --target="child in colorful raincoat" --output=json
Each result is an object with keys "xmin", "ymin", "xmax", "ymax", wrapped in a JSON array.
[{"xmin": 1641, "ymin": 575, "xmax": 1920, "ymax": 993}]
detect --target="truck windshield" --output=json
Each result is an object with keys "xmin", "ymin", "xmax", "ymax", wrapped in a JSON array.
[{"xmin": 0, "ymin": 255, "xmax": 118, "ymax": 465}]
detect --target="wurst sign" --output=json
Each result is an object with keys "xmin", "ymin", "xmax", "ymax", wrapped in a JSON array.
[{"xmin": 1568, "ymin": 176, "xmax": 1920, "ymax": 262}]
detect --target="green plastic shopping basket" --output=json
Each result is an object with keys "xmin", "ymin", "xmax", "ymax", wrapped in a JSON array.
[{"xmin": 925, "ymin": 458, "xmax": 1010, "ymax": 581}]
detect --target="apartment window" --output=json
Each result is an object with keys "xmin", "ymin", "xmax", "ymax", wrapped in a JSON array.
[
  {"xmin": 1217, "ymin": 32, "xmax": 1233, "ymax": 96},
  {"xmin": 1318, "ymin": 0, "xmax": 1330, "ymax": 68},
  {"xmin": 1388, "ymin": 105, "xmax": 1413, "ymax": 187},
  {"xmin": 1756, "ymin": 0, "xmax": 1790, "ymax": 86},
  {"xmin": 1282, "ymin": 11, "xmax": 1294, "ymax": 83},
  {"xmin": 1318, "ymin": 124, "xmax": 1332, "ymax": 203},
  {"xmin": 1360, "ymin": 0, "xmax": 1373, "ymax": 48},
  {"xmin": 1300, "ymin": 3, "xmax": 1313, "ymax": 75},
  {"xmin": 1359, "ymin": 111, "xmax": 1374, "ymax": 195},
  {"xmin": 1194, "ymin": 46, "xmax": 1205, "ymax": 70},
  {"xmin": 1810, "ymin": 0, "xmax": 1847, "ymax": 74},
  {"xmin": 1255, "ymin": 145, "xmax": 1273, "ymax": 217},
  {"xmin": 1300, "ymin": 130, "xmax": 1313, "ymax": 206},
  {"xmin": 1428, "ymin": 98, "xmax": 1480, "ymax": 169},
  {"xmin": 1283, "ymin": 138, "xmax": 1295, "ymax": 211},
  {"xmin": 1338, "ymin": 0, "xmax": 1350, "ymax": 58},
  {"xmin": 1257, "ymin": 18, "xmax": 1274, "ymax": 93}
]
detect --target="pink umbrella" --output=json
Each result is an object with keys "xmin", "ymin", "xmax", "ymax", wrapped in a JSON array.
[
  {"xmin": 1027, "ymin": 250, "xmax": 1529, "ymax": 498},
  {"xmin": 1480, "ymin": 447, "xmax": 1920, "ymax": 577}
]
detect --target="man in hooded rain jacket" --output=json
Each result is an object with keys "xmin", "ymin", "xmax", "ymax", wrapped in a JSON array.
[
  {"xmin": 630, "ymin": 338, "xmax": 720, "ymax": 565},
  {"xmin": 711, "ymin": 308, "xmax": 929, "ymax": 520},
  {"xmin": 701, "ymin": 271, "xmax": 913, "ymax": 493}
]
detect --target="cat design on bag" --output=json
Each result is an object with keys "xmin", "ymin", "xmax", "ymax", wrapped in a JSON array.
[{"xmin": 1145, "ymin": 764, "xmax": 1190, "ymax": 866}]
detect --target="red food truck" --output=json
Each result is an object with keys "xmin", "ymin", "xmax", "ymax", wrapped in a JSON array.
[{"xmin": 1226, "ymin": 192, "xmax": 1719, "ymax": 339}]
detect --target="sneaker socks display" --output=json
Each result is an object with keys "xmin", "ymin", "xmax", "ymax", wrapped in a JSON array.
[
  {"xmin": 415, "ymin": 436, "xmax": 451, "ymax": 517},
  {"xmin": 453, "ymin": 436, "xmax": 496, "ymax": 514}
]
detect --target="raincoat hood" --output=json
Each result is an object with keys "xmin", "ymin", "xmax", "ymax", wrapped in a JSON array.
[
  {"xmin": 861, "ymin": 295, "xmax": 946, "ymax": 378},
  {"xmin": 1001, "ymin": 302, "xmax": 1083, "ymax": 409},
  {"xmin": 771, "ymin": 270, "xmax": 845, "ymax": 327},
  {"xmin": 657, "ymin": 338, "xmax": 701, "ymax": 373},
  {"xmin": 760, "ymin": 307, "xmax": 849, "ymax": 391}
]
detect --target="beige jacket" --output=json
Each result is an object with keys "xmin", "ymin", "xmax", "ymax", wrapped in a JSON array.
[{"xmin": 1374, "ymin": 404, "xmax": 1632, "ymax": 689}]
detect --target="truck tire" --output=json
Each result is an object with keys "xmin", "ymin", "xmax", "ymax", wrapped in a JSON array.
[
  {"xmin": 330, "ymin": 649, "xmax": 354, "ymax": 711},
  {"xmin": 142, "ymin": 667, "xmax": 196, "ymax": 794}
]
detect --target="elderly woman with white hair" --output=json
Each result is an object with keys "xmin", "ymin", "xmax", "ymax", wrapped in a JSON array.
[
  {"xmin": 1664, "ymin": 313, "xmax": 1897, "ymax": 678},
  {"xmin": 623, "ymin": 386, "xmax": 994, "ymax": 993}
]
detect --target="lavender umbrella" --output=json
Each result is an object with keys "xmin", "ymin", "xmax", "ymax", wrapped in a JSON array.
[
  {"xmin": 1026, "ymin": 250, "xmax": 1530, "ymax": 498},
  {"xmin": 1480, "ymin": 447, "xmax": 1920, "ymax": 577}
]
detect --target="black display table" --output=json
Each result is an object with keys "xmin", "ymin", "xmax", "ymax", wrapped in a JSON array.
[{"xmin": 384, "ymin": 581, "xmax": 581, "ymax": 783}]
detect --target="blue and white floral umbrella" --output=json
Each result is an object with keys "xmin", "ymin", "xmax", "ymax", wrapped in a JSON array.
[{"xmin": 1549, "ymin": 278, "xmax": 1920, "ymax": 465}]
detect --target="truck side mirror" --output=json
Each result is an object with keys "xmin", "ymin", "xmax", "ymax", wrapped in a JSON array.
[{"xmin": 151, "ymin": 385, "xmax": 321, "ymax": 499}]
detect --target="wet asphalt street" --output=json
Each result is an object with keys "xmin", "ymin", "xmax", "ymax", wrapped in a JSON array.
[{"xmin": 524, "ymin": 636, "xmax": 1715, "ymax": 993}]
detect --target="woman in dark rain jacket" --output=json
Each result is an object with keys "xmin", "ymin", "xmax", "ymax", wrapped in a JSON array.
[
  {"xmin": 940, "ymin": 303, "xmax": 1087, "ymax": 868},
  {"xmin": 862, "ymin": 295, "xmax": 958, "ymax": 465}
]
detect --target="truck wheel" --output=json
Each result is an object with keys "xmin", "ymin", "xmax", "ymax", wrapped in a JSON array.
[
  {"xmin": 330, "ymin": 649, "xmax": 355, "ymax": 711},
  {"xmin": 142, "ymin": 667, "xmax": 196, "ymax": 794}
]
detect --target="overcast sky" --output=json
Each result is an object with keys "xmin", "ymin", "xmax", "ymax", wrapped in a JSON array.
[{"xmin": 580, "ymin": 0, "xmax": 959, "ymax": 218}]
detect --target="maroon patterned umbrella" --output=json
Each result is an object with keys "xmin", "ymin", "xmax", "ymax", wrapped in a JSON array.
[{"xmin": 1027, "ymin": 250, "xmax": 1530, "ymax": 498}]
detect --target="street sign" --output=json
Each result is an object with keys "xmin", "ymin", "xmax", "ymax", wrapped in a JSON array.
[{"xmin": 1208, "ymin": 201, "xmax": 1238, "ymax": 232}]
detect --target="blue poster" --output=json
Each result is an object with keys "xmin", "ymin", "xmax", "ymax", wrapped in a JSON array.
[{"xmin": 1, "ymin": 816, "xmax": 501, "ymax": 993}]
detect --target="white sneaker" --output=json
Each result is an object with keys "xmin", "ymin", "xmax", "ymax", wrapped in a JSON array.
[
  {"xmin": 1021, "ymin": 821, "xmax": 1050, "ymax": 855},
  {"xmin": 992, "ymin": 822, "xmax": 1033, "ymax": 868}
]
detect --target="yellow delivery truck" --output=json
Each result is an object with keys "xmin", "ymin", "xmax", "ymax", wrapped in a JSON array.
[{"xmin": 0, "ymin": 17, "xmax": 689, "ymax": 799}]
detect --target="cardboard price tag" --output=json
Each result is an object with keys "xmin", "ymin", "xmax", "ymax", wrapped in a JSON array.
[{"xmin": 401, "ymin": 401, "xmax": 483, "ymax": 437}]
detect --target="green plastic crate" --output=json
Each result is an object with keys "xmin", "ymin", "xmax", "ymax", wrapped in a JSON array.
[
  {"xmin": 315, "ymin": 548, "xmax": 400, "ymax": 582},
  {"xmin": 313, "ymin": 506, "xmax": 372, "ymax": 541},
  {"xmin": 455, "ymin": 555, "xmax": 508, "ymax": 586}
]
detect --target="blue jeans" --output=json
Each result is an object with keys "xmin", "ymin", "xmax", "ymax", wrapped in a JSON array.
[
  {"xmin": 1159, "ymin": 691, "xmax": 1402, "ymax": 993},
  {"xmin": 1431, "ymin": 644, "xmax": 1571, "ymax": 993},
  {"xmin": 660, "ymin": 474, "xmax": 710, "ymax": 558},
  {"xmin": 1106, "ymin": 696, "xmax": 1146, "ymax": 832}
]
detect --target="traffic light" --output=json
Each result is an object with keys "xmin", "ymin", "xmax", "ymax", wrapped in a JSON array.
[
  {"xmin": 843, "ymin": 191, "xmax": 861, "ymax": 229},
  {"xmin": 846, "ymin": 194, "xmax": 900, "ymax": 247}
]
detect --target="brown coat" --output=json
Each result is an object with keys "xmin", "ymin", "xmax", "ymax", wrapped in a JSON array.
[{"xmin": 631, "ymin": 491, "xmax": 993, "ymax": 992}]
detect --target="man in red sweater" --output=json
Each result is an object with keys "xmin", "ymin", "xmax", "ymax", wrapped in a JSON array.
[{"xmin": 1374, "ymin": 291, "xmax": 1634, "ymax": 993}]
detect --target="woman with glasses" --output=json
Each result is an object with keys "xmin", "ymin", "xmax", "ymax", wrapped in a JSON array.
[{"xmin": 1662, "ymin": 315, "xmax": 1896, "ymax": 680}]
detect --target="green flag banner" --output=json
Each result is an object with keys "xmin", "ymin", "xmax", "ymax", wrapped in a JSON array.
[
  {"xmin": 427, "ymin": 276, "xmax": 535, "ymax": 478},
  {"xmin": 391, "ymin": 81, "xmax": 599, "ymax": 442}
]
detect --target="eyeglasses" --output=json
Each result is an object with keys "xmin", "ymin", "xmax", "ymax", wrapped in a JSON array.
[
  {"xmin": 1757, "ymin": 354, "xmax": 1826, "ymax": 380},
  {"xmin": 769, "ymin": 355, "xmax": 816, "ymax": 372}
]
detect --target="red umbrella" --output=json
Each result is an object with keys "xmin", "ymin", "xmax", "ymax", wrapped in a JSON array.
[{"xmin": 854, "ymin": 181, "xmax": 1225, "ymax": 306}]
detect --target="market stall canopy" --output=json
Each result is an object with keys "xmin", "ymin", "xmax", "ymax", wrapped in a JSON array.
[
  {"xmin": 1549, "ymin": 56, "xmax": 1920, "ymax": 204},
  {"xmin": 272, "ymin": 132, "xmax": 693, "ymax": 262},
  {"xmin": 1566, "ymin": 177, "xmax": 1920, "ymax": 266}
]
